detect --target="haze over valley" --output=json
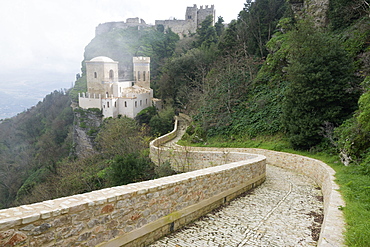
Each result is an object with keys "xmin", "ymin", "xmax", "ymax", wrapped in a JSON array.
[{"xmin": 0, "ymin": 0, "xmax": 245, "ymax": 119}]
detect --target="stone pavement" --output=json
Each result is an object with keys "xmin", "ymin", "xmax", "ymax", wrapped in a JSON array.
[{"xmin": 150, "ymin": 164, "xmax": 323, "ymax": 246}]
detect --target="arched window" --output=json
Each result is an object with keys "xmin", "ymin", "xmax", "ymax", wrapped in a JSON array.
[
  {"xmin": 109, "ymin": 69, "xmax": 114, "ymax": 81},
  {"xmin": 146, "ymin": 99, "xmax": 148, "ymax": 105},
  {"xmin": 135, "ymin": 101, "xmax": 137, "ymax": 107},
  {"xmin": 94, "ymin": 72, "xmax": 97, "ymax": 78},
  {"xmin": 137, "ymin": 71, "xmax": 141, "ymax": 81},
  {"xmin": 107, "ymin": 102, "xmax": 110, "ymax": 108},
  {"xmin": 143, "ymin": 71, "xmax": 146, "ymax": 81},
  {"xmin": 125, "ymin": 101, "xmax": 127, "ymax": 107},
  {"xmin": 140, "ymin": 100, "xmax": 142, "ymax": 106}
]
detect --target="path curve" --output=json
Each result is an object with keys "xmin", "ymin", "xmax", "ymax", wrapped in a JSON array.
[
  {"xmin": 150, "ymin": 115, "xmax": 324, "ymax": 246},
  {"xmin": 151, "ymin": 165, "xmax": 323, "ymax": 246}
]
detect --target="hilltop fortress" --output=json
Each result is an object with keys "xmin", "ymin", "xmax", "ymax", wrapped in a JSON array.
[
  {"xmin": 95, "ymin": 4, "xmax": 216, "ymax": 38},
  {"xmin": 78, "ymin": 56, "xmax": 161, "ymax": 119}
]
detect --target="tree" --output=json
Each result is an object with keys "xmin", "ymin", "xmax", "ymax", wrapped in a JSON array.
[
  {"xmin": 335, "ymin": 77, "xmax": 370, "ymax": 165},
  {"xmin": 149, "ymin": 107, "xmax": 175, "ymax": 136},
  {"xmin": 96, "ymin": 117, "xmax": 147, "ymax": 158},
  {"xmin": 195, "ymin": 15, "xmax": 218, "ymax": 47},
  {"xmin": 215, "ymin": 16, "xmax": 225, "ymax": 37},
  {"xmin": 329, "ymin": 0, "xmax": 370, "ymax": 30},
  {"xmin": 107, "ymin": 153, "xmax": 153, "ymax": 186},
  {"xmin": 232, "ymin": 0, "xmax": 288, "ymax": 57},
  {"xmin": 282, "ymin": 21, "xmax": 360, "ymax": 149},
  {"xmin": 157, "ymin": 46, "xmax": 217, "ymax": 108}
]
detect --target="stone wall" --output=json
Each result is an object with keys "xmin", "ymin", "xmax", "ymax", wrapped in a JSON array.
[
  {"xmin": 0, "ymin": 113, "xmax": 344, "ymax": 247},
  {"xmin": 95, "ymin": 19, "xmax": 150, "ymax": 37},
  {"xmin": 188, "ymin": 147, "xmax": 345, "ymax": 246},
  {"xmin": 150, "ymin": 117, "xmax": 345, "ymax": 247},
  {"xmin": 0, "ymin": 120, "xmax": 265, "ymax": 246}
]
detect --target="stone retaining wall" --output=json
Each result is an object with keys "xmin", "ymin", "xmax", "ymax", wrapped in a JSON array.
[
  {"xmin": 0, "ymin": 114, "xmax": 345, "ymax": 247},
  {"xmin": 0, "ymin": 119, "xmax": 265, "ymax": 246},
  {"xmin": 188, "ymin": 147, "xmax": 345, "ymax": 247},
  {"xmin": 150, "ymin": 117, "xmax": 345, "ymax": 247}
]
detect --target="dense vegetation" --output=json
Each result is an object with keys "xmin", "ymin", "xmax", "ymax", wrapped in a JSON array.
[
  {"xmin": 155, "ymin": 0, "xmax": 370, "ymax": 245},
  {"xmin": 0, "ymin": 0, "xmax": 369, "ymax": 245},
  {"xmin": 0, "ymin": 27, "xmax": 178, "ymax": 209},
  {"xmin": 0, "ymin": 90, "xmax": 73, "ymax": 208}
]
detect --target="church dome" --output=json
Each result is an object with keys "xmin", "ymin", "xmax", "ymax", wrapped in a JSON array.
[{"xmin": 90, "ymin": 56, "xmax": 115, "ymax": 62}]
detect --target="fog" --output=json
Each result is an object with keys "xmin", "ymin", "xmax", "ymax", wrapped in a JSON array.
[{"xmin": 0, "ymin": 0, "xmax": 246, "ymax": 118}]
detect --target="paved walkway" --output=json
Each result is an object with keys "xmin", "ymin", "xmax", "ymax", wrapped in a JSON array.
[
  {"xmin": 151, "ymin": 116, "xmax": 324, "ymax": 246},
  {"xmin": 151, "ymin": 164, "xmax": 323, "ymax": 247}
]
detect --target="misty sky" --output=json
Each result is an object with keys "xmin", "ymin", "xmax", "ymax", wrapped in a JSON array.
[{"xmin": 0, "ymin": 0, "xmax": 246, "ymax": 118}]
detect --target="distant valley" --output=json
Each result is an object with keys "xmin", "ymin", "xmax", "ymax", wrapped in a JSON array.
[{"xmin": 0, "ymin": 77, "xmax": 73, "ymax": 119}]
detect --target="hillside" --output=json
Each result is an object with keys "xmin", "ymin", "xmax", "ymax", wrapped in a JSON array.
[
  {"xmin": 0, "ymin": 0, "xmax": 369, "ymax": 245},
  {"xmin": 0, "ymin": 26, "xmax": 179, "ymax": 209}
]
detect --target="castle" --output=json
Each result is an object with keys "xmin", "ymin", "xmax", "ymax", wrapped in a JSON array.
[
  {"xmin": 95, "ymin": 4, "xmax": 216, "ymax": 38},
  {"xmin": 155, "ymin": 4, "xmax": 215, "ymax": 38},
  {"xmin": 95, "ymin": 18, "xmax": 151, "ymax": 36},
  {"xmin": 78, "ymin": 56, "xmax": 160, "ymax": 118}
]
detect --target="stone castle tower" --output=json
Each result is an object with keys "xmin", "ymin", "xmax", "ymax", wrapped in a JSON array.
[
  {"xmin": 156, "ymin": 4, "xmax": 216, "ymax": 38},
  {"xmin": 85, "ymin": 56, "xmax": 119, "ymax": 96},
  {"xmin": 185, "ymin": 4, "xmax": 215, "ymax": 25},
  {"xmin": 79, "ymin": 56, "xmax": 160, "ymax": 119},
  {"xmin": 94, "ymin": 5, "xmax": 216, "ymax": 39},
  {"xmin": 133, "ymin": 57, "xmax": 150, "ymax": 89}
]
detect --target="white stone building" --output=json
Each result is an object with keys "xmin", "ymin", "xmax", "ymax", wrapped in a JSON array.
[{"xmin": 79, "ymin": 56, "xmax": 159, "ymax": 118}]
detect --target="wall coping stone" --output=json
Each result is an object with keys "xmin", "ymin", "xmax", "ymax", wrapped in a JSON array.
[{"xmin": 149, "ymin": 115, "xmax": 346, "ymax": 247}]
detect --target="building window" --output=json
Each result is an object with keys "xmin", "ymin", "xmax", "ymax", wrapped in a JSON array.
[
  {"xmin": 146, "ymin": 99, "xmax": 148, "ymax": 105},
  {"xmin": 135, "ymin": 101, "xmax": 137, "ymax": 107},
  {"xmin": 125, "ymin": 101, "xmax": 127, "ymax": 107},
  {"xmin": 114, "ymin": 102, "xmax": 117, "ymax": 107},
  {"xmin": 143, "ymin": 71, "xmax": 146, "ymax": 81},
  {"xmin": 109, "ymin": 70, "xmax": 114, "ymax": 81},
  {"xmin": 94, "ymin": 72, "xmax": 97, "ymax": 78},
  {"xmin": 188, "ymin": 15, "xmax": 192, "ymax": 19},
  {"xmin": 138, "ymin": 71, "xmax": 141, "ymax": 81},
  {"xmin": 140, "ymin": 100, "xmax": 142, "ymax": 106},
  {"xmin": 107, "ymin": 102, "xmax": 110, "ymax": 108}
]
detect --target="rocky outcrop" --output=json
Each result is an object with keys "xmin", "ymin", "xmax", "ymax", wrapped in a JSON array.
[
  {"xmin": 289, "ymin": 0, "xmax": 330, "ymax": 26},
  {"xmin": 73, "ymin": 108, "xmax": 102, "ymax": 158}
]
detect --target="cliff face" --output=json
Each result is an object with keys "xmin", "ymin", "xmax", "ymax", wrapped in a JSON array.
[
  {"xmin": 73, "ymin": 108, "xmax": 103, "ymax": 158},
  {"xmin": 290, "ymin": 0, "xmax": 330, "ymax": 26},
  {"xmin": 305, "ymin": 0, "xmax": 330, "ymax": 25}
]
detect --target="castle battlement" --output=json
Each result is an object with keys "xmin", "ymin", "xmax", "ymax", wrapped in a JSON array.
[
  {"xmin": 96, "ymin": 4, "xmax": 216, "ymax": 38},
  {"xmin": 79, "ymin": 56, "xmax": 157, "ymax": 119},
  {"xmin": 133, "ymin": 56, "xmax": 150, "ymax": 63}
]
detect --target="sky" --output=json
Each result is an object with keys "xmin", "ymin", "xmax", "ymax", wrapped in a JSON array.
[{"xmin": 0, "ymin": 0, "xmax": 247, "ymax": 118}]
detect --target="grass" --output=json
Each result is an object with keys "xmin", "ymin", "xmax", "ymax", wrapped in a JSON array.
[{"xmin": 179, "ymin": 134, "xmax": 370, "ymax": 247}]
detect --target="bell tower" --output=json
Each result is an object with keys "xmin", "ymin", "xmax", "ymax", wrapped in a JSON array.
[{"xmin": 133, "ymin": 57, "xmax": 150, "ymax": 89}]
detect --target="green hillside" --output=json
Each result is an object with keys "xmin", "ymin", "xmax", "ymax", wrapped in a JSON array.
[{"xmin": 0, "ymin": 0, "xmax": 369, "ymax": 245}]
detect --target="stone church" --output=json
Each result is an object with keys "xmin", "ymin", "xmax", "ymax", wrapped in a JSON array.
[{"xmin": 79, "ymin": 56, "xmax": 160, "ymax": 118}]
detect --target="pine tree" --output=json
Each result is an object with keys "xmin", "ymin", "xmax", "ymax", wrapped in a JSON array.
[{"xmin": 282, "ymin": 21, "xmax": 360, "ymax": 149}]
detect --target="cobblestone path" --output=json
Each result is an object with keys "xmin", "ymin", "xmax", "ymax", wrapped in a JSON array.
[{"xmin": 151, "ymin": 164, "xmax": 323, "ymax": 247}]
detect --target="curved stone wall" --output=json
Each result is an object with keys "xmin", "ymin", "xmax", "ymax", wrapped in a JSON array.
[
  {"xmin": 150, "ymin": 117, "xmax": 345, "ymax": 247},
  {"xmin": 0, "ymin": 114, "xmax": 344, "ymax": 247},
  {"xmin": 0, "ymin": 119, "xmax": 266, "ymax": 246}
]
